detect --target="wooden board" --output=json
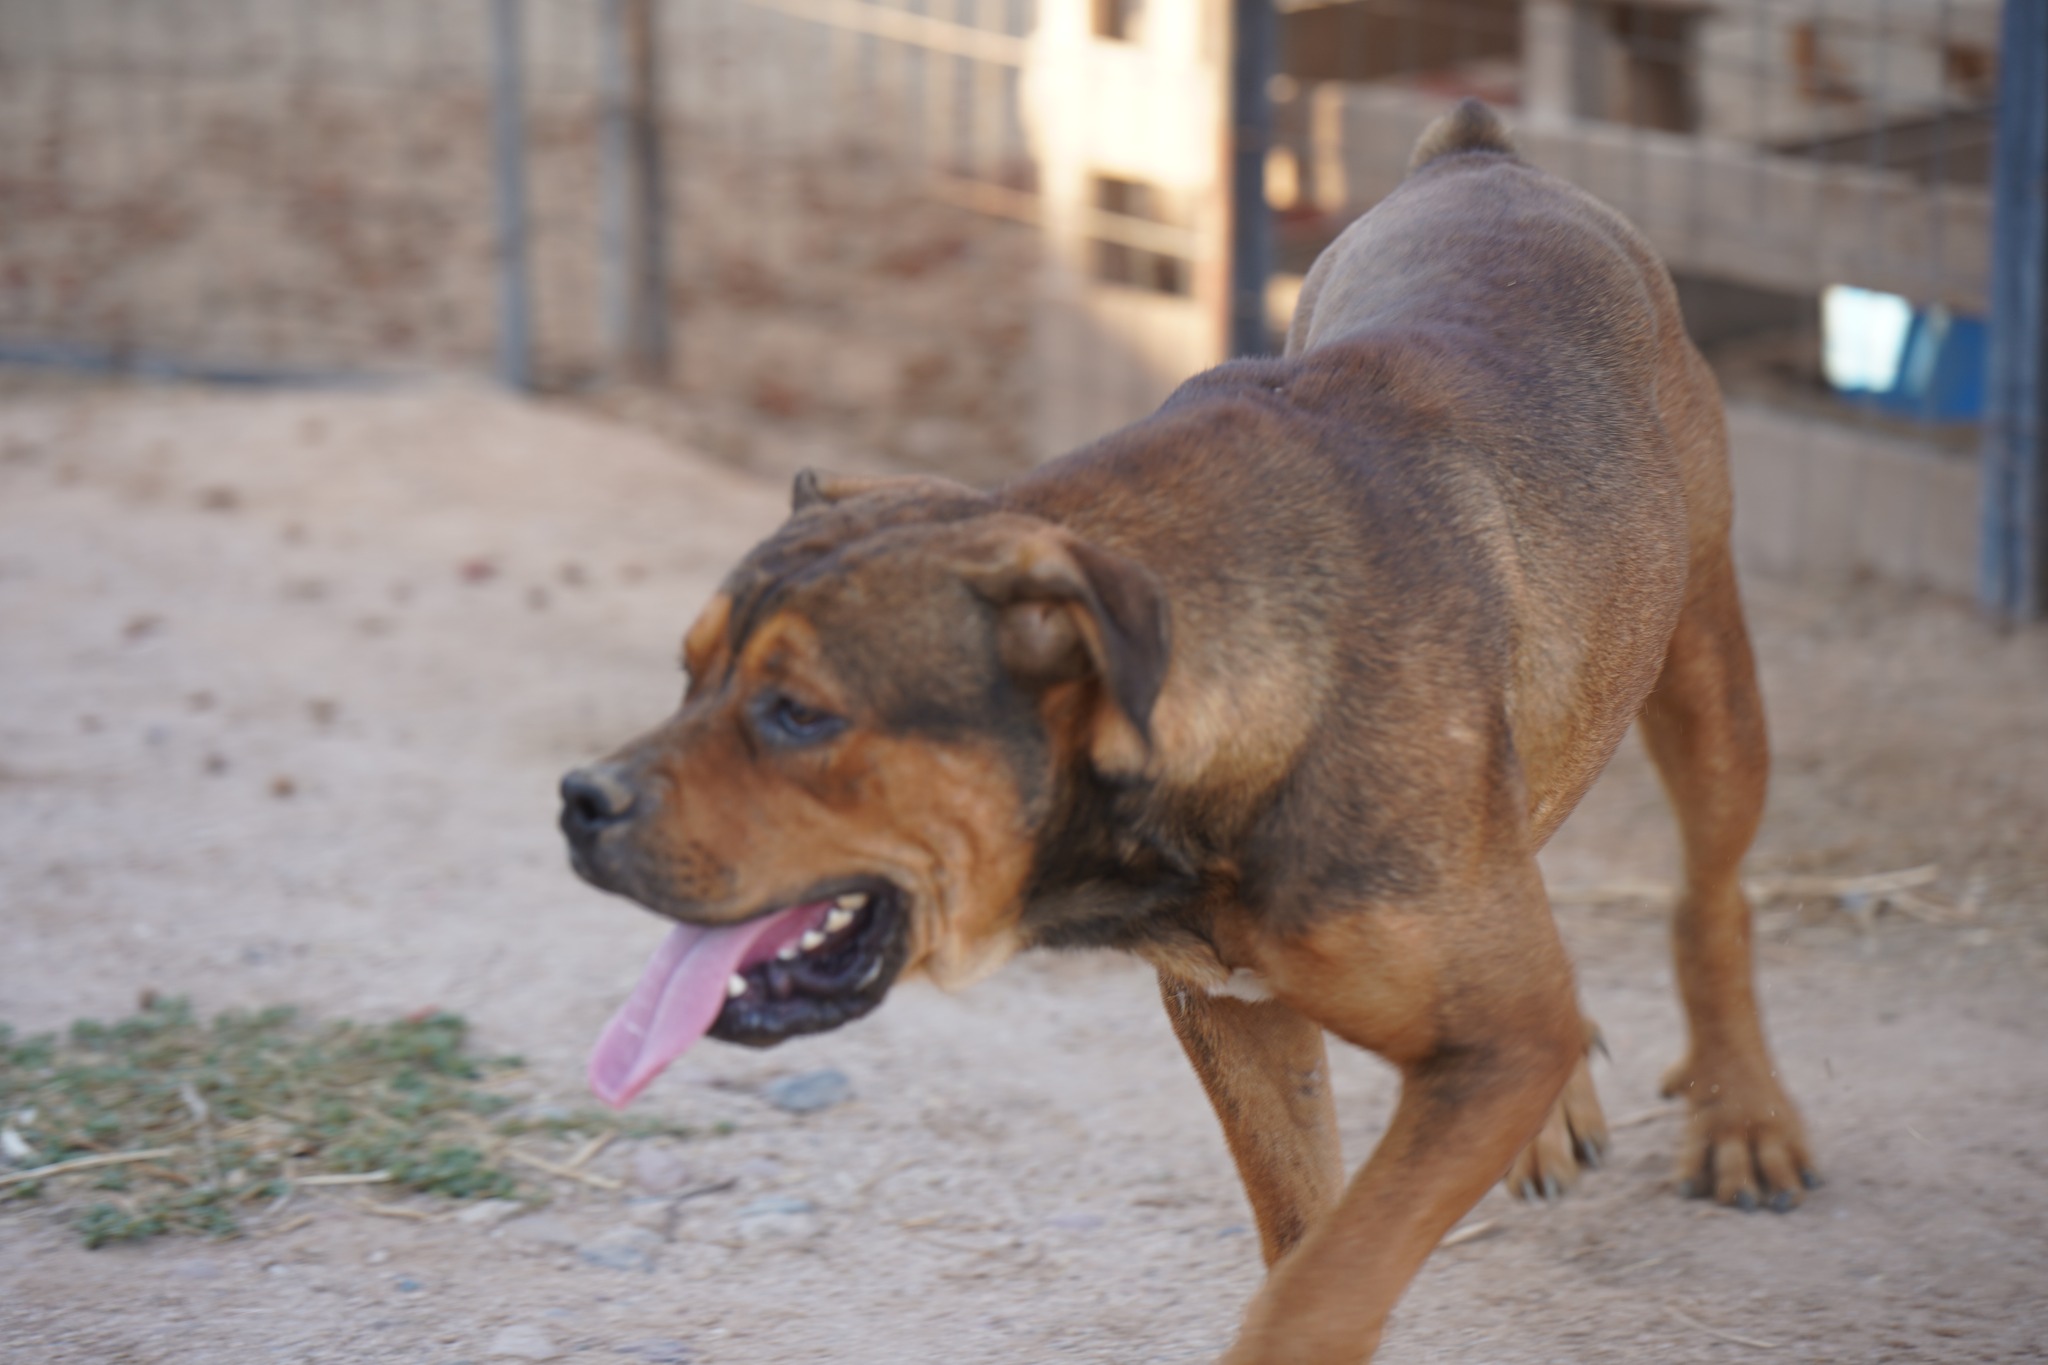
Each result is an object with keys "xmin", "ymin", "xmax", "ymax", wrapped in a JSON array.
[
  {"xmin": 1296, "ymin": 83, "xmax": 1991, "ymax": 312},
  {"xmin": 1025, "ymin": 0, "xmax": 1234, "ymax": 458}
]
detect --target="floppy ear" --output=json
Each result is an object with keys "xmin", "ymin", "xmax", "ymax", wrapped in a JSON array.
[
  {"xmin": 791, "ymin": 467, "xmax": 981, "ymax": 512},
  {"xmin": 680, "ymin": 593, "xmax": 733, "ymax": 697},
  {"xmin": 965, "ymin": 528, "xmax": 1170, "ymax": 778},
  {"xmin": 791, "ymin": 467, "xmax": 890, "ymax": 512},
  {"xmin": 790, "ymin": 468, "xmax": 831, "ymax": 512}
]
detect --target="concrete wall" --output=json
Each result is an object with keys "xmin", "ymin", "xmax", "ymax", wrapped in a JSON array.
[{"xmin": 1728, "ymin": 400, "xmax": 1979, "ymax": 597}]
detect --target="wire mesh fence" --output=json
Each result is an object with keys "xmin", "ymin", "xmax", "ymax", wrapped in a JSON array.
[
  {"xmin": 0, "ymin": 2, "xmax": 508, "ymax": 378},
  {"xmin": 0, "ymin": 0, "xmax": 2036, "ymax": 610},
  {"xmin": 606, "ymin": 0, "xmax": 1043, "ymax": 482}
]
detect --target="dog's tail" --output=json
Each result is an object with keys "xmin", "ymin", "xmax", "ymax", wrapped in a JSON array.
[{"xmin": 1408, "ymin": 98, "xmax": 1517, "ymax": 172}]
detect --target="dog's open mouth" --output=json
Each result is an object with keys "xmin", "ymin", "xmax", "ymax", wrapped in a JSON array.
[{"xmin": 587, "ymin": 881, "xmax": 908, "ymax": 1108}]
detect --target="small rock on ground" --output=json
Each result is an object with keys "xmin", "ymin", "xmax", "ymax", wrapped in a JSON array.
[
  {"xmin": 456, "ymin": 1198, "xmax": 527, "ymax": 1229},
  {"xmin": 578, "ymin": 1225, "xmax": 665, "ymax": 1272},
  {"xmin": 760, "ymin": 1068, "xmax": 851, "ymax": 1114},
  {"xmin": 631, "ymin": 1144, "xmax": 692, "ymax": 1193},
  {"xmin": 486, "ymin": 1324, "xmax": 562, "ymax": 1361},
  {"xmin": 500, "ymin": 1213, "xmax": 581, "ymax": 1249},
  {"xmin": 734, "ymin": 1195, "xmax": 819, "ymax": 1241},
  {"xmin": 624, "ymin": 1196, "xmax": 678, "ymax": 1237}
]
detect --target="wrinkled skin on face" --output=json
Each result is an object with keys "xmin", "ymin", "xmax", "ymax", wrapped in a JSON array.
[{"xmin": 561, "ymin": 471, "xmax": 1168, "ymax": 1102}]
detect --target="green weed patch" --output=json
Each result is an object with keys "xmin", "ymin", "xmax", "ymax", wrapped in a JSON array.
[{"xmin": 0, "ymin": 997, "xmax": 694, "ymax": 1248}]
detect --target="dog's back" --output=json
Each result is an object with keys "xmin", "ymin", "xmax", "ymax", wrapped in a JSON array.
[
  {"xmin": 1296, "ymin": 106, "xmax": 1710, "ymax": 835},
  {"xmin": 1012, "ymin": 101, "xmax": 1718, "ymax": 847}
]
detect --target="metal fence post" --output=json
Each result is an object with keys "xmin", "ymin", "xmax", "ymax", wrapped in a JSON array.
[
  {"xmin": 491, "ymin": 0, "xmax": 536, "ymax": 392},
  {"xmin": 1979, "ymin": 0, "xmax": 2047, "ymax": 621},
  {"xmin": 599, "ymin": 0, "xmax": 672, "ymax": 383},
  {"xmin": 1228, "ymin": 0, "xmax": 1277, "ymax": 358}
]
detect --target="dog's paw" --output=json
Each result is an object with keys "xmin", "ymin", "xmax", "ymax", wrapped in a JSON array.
[
  {"xmin": 1661, "ymin": 1054, "xmax": 1818, "ymax": 1212},
  {"xmin": 1506, "ymin": 1052, "xmax": 1607, "ymax": 1205}
]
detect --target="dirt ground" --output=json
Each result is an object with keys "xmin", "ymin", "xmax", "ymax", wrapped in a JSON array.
[{"xmin": 2, "ymin": 380, "xmax": 2045, "ymax": 1365}]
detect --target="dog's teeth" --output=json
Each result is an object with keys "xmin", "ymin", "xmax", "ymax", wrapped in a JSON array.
[
  {"xmin": 835, "ymin": 892, "xmax": 868, "ymax": 912},
  {"xmin": 726, "ymin": 974, "xmax": 748, "ymax": 998},
  {"xmin": 777, "ymin": 944, "xmax": 800, "ymax": 961},
  {"xmin": 800, "ymin": 929, "xmax": 827, "ymax": 952},
  {"xmin": 824, "ymin": 907, "xmax": 855, "ymax": 934}
]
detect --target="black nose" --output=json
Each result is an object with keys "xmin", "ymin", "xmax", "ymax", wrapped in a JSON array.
[{"xmin": 560, "ymin": 765, "xmax": 638, "ymax": 844}]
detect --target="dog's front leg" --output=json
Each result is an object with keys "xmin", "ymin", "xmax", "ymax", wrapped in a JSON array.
[
  {"xmin": 1160, "ymin": 976, "xmax": 1345, "ymax": 1267},
  {"xmin": 1220, "ymin": 875, "xmax": 1581, "ymax": 1364},
  {"xmin": 1221, "ymin": 1043, "xmax": 1570, "ymax": 1363}
]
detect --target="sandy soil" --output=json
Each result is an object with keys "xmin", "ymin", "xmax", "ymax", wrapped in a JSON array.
[{"xmin": 2, "ymin": 381, "xmax": 2045, "ymax": 1365}]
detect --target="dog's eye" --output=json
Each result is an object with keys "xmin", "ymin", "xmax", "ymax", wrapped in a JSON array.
[{"xmin": 754, "ymin": 692, "xmax": 846, "ymax": 746}]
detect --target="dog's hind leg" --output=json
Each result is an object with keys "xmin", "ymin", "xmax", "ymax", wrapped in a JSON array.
[
  {"xmin": 1639, "ymin": 551, "xmax": 1818, "ymax": 1211},
  {"xmin": 1160, "ymin": 976, "xmax": 1344, "ymax": 1267}
]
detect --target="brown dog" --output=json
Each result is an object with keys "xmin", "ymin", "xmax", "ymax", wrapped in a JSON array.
[{"xmin": 559, "ymin": 100, "xmax": 1815, "ymax": 1363}]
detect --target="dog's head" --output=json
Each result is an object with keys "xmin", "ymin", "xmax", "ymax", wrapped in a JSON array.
[{"xmin": 562, "ymin": 471, "xmax": 1168, "ymax": 1105}]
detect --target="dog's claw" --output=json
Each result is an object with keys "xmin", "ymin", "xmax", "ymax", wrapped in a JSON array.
[
  {"xmin": 1678, "ymin": 1176, "xmax": 1706, "ymax": 1200},
  {"xmin": 1542, "ymin": 1174, "xmax": 1562, "ymax": 1204},
  {"xmin": 1770, "ymin": 1189, "xmax": 1796, "ymax": 1214},
  {"xmin": 1518, "ymin": 1179, "xmax": 1539, "ymax": 1203},
  {"xmin": 1801, "ymin": 1169, "xmax": 1824, "ymax": 1191},
  {"xmin": 1733, "ymin": 1188, "xmax": 1757, "ymax": 1213}
]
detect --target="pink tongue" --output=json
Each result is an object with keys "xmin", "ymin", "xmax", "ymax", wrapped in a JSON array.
[{"xmin": 588, "ymin": 906, "xmax": 814, "ymax": 1109}]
